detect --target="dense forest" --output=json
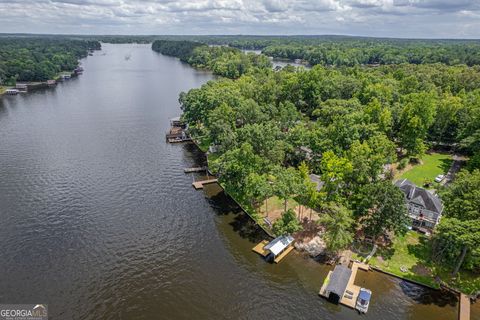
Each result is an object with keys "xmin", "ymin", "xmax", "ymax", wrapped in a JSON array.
[
  {"xmin": 0, "ymin": 37, "xmax": 100, "ymax": 84},
  {"xmin": 152, "ymin": 40, "xmax": 271, "ymax": 79},
  {"xmin": 173, "ymin": 35, "xmax": 480, "ymax": 67},
  {"xmin": 177, "ymin": 46, "xmax": 480, "ymax": 286}
]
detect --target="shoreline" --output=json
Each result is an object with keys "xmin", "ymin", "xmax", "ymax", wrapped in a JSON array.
[
  {"xmin": 0, "ymin": 70, "xmax": 79, "ymax": 98},
  {"xmin": 186, "ymin": 135, "xmax": 462, "ymax": 298}
]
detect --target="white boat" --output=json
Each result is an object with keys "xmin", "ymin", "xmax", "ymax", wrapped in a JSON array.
[{"xmin": 356, "ymin": 288, "xmax": 372, "ymax": 313}]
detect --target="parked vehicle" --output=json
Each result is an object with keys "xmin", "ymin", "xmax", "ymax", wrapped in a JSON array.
[{"xmin": 434, "ymin": 174, "xmax": 445, "ymax": 183}]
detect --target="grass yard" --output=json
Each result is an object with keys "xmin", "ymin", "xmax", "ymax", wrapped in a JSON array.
[
  {"xmin": 368, "ymin": 232, "xmax": 439, "ymax": 288},
  {"xmin": 399, "ymin": 153, "xmax": 453, "ymax": 186},
  {"xmin": 360, "ymin": 231, "xmax": 480, "ymax": 294}
]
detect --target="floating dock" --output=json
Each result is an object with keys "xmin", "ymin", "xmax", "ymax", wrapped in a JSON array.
[
  {"xmin": 459, "ymin": 293, "xmax": 470, "ymax": 320},
  {"xmin": 252, "ymin": 240, "xmax": 270, "ymax": 256},
  {"xmin": 184, "ymin": 166, "xmax": 208, "ymax": 173},
  {"xmin": 192, "ymin": 179, "xmax": 218, "ymax": 189},
  {"xmin": 168, "ymin": 137, "xmax": 192, "ymax": 143},
  {"xmin": 319, "ymin": 261, "xmax": 371, "ymax": 309}
]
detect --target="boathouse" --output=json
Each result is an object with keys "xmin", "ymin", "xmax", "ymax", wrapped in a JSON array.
[
  {"xmin": 323, "ymin": 265, "xmax": 352, "ymax": 304},
  {"xmin": 15, "ymin": 83, "xmax": 27, "ymax": 92},
  {"xmin": 252, "ymin": 235, "xmax": 295, "ymax": 263},
  {"xmin": 264, "ymin": 235, "xmax": 294, "ymax": 262},
  {"xmin": 170, "ymin": 116, "xmax": 186, "ymax": 128}
]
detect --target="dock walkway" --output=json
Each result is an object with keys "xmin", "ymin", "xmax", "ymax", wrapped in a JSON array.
[
  {"xmin": 192, "ymin": 179, "xmax": 218, "ymax": 189},
  {"xmin": 459, "ymin": 293, "xmax": 470, "ymax": 320},
  {"xmin": 184, "ymin": 166, "xmax": 208, "ymax": 173}
]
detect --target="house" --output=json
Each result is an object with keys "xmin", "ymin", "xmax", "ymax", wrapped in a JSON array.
[
  {"xmin": 309, "ymin": 174, "xmax": 325, "ymax": 191},
  {"xmin": 395, "ymin": 179, "xmax": 443, "ymax": 231}
]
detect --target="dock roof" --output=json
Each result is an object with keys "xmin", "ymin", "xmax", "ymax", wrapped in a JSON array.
[
  {"xmin": 326, "ymin": 265, "xmax": 352, "ymax": 297},
  {"xmin": 264, "ymin": 235, "xmax": 294, "ymax": 256}
]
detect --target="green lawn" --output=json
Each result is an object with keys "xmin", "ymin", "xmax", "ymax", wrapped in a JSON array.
[
  {"xmin": 357, "ymin": 231, "xmax": 480, "ymax": 294},
  {"xmin": 400, "ymin": 153, "xmax": 453, "ymax": 186},
  {"xmin": 368, "ymin": 232, "xmax": 439, "ymax": 288}
]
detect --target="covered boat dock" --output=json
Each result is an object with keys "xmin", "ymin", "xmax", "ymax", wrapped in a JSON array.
[
  {"xmin": 319, "ymin": 262, "xmax": 371, "ymax": 309},
  {"xmin": 252, "ymin": 235, "xmax": 295, "ymax": 263}
]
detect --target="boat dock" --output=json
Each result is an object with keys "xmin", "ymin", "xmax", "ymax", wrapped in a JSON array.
[
  {"xmin": 459, "ymin": 293, "xmax": 470, "ymax": 320},
  {"xmin": 252, "ymin": 236, "xmax": 295, "ymax": 264},
  {"xmin": 184, "ymin": 166, "xmax": 208, "ymax": 173},
  {"xmin": 166, "ymin": 117, "xmax": 191, "ymax": 143},
  {"xmin": 192, "ymin": 178, "xmax": 218, "ymax": 189},
  {"xmin": 168, "ymin": 137, "xmax": 192, "ymax": 143},
  {"xmin": 252, "ymin": 240, "xmax": 270, "ymax": 256},
  {"xmin": 319, "ymin": 261, "xmax": 370, "ymax": 309}
]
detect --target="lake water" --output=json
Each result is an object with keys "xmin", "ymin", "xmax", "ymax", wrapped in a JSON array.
[
  {"xmin": 0, "ymin": 43, "xmax": 460, "ymax": 319},
  {"xmin": 242, "ymin": 49, "xmax": 310, "ymax": 69}
]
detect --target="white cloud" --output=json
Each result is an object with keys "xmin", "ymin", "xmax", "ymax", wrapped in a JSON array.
[{"xmin": 0, "ymin": 0, "xmax": 478, "ymax": 37}]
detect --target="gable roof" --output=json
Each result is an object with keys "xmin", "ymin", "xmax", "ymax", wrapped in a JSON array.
[
  {"xmin": 395, "ymin": 179, "xmax": 443, "ymax": 214},
  {"xmin": 264, "ymin": 235, "xmax": 294, "ymax": 256},
  {"xmin": 326, "ymin": 265, "xmax": 352, "ymax": 297},
  {"xmin": 309, "ymin": 174, "xmax": 325, "ymax": 191}
]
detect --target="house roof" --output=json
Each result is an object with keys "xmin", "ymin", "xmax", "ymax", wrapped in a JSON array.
[
  {"xmin": 309, "ymin": 174, "xmax": 325, "ymax": 191},
  {"xmin": 326, "ymin": 265, "xmax": 352, "ymax": 297},
  {"xmin": 395, "ymin": 179, "xmax": 443, "ymax": 214},
  {"xmin": 264, "ymin": 235, "xmax": 294, "ymax": 256}
]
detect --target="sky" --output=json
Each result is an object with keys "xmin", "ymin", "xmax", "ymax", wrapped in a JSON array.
[{"xmin": 0, "ymin": 0, "xmax": 479, "ymax": 38}]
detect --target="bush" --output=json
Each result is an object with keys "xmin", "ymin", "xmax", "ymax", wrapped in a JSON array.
[
  {"xmin": 272, "ymin": 209, "xmax": 302, "ymax": 235},
  {"xmin": 398, "ymin": 158, "xmax": 409, "ymax": 170}
]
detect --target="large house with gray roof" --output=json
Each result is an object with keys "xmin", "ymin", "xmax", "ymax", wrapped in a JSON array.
[{"xmin": 395, "ymin": 179, "xmax": 443, "ymax": 231}]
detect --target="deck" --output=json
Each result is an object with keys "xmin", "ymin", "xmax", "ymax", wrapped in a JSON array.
[
  {"xmin": 319, "ymin": 271, "xmax": 333, "ymax": 297},
  {"xmin": 252, "ymin": 240, "xmax": 270, "ymax": 257},
  {"xmin": 192, "ymin": 179, "xmax": 218, "ymax": 189},
  {"xmin": 459, "ymin": 293, "xmax": 470, "ymax": 320},
  {"xmin": 168, "ymin": 137, "xmax": 192, "ymax": 143},
  {"xmin": 184, "ymin": 166, "xmax": 208, "ymax": 173},
  {"xmin": 274, "ymin": 245, "xmax": 294, "ymax": 263}
]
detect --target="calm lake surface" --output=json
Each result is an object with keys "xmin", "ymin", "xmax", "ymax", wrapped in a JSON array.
[{"xmin": 0, "ymin": 43, "xmax": 460, "ymax": 319}]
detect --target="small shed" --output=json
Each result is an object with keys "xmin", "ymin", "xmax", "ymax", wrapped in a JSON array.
[
  {"xmin": 264, "ymin": 235, "xmax": 294, "ymax": 257},
  {"xmin": 324, "ymin": 265, "xmax": 352, "ymax": 304}
]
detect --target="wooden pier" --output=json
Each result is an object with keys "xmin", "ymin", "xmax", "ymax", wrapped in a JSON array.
[
  {"xmin": 459, "ymin": 293, "xmax": 470, "ymax": 320},
  {"xmin": 274, "ymin": 246, "xmax": 294, "ymax": 263},
  {"xmin": 252, "ymin": 240, "xmax": 270, "ymax": 256},
  {"xmin": 192, "ymin": 179, "xmax": 218, "ymax": 189},
  {"xmin": 184, "ymin": 166, "xmax": 208, "ymax": 173},
  {"xmin": 168, "ymin": 137, "xmax": 192, "ymax": 143}
]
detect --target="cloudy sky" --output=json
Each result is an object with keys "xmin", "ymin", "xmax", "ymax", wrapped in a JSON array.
[{"xmin": 0, "ymin": 0, "xmax": 479, "ymax": 38}]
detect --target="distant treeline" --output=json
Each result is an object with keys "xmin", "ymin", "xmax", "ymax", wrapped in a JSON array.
[
  {"xmin": 152, "ymin": 35, "xmax": 480, "ymax": 67},
  {"xmin": 0, "ymin": 37, "xmax": 100, "ymax": 84},
  {"xmin": 151, "ymin": 40, "xmax": 271, "ymax": 79}
]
